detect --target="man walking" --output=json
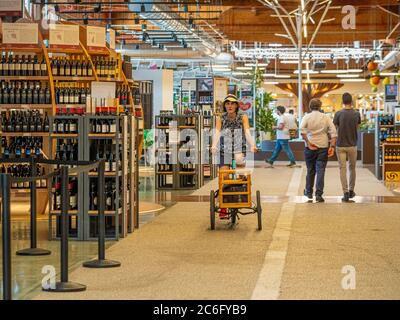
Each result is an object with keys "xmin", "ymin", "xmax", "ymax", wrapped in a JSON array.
[
  {"xmin": 333, "ymin": 93, "xmax": 361, "ymax": 202},
  {"xmin": 300, "ymin": 99, "xmax": 337, "ymax": 202},
  {"xmin": 265, "ymin": 106, "xmax": 297, "ymax": 167}
]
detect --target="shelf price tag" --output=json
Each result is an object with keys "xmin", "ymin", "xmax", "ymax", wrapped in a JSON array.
[
  {"xmin": 49, "ymin": 24, "xmax": 80, "ymax": 49},
  {"xmin": 87, "ymin": 26, "xmax": 106, "ymax": 50},
  {"xmin": 1, "ymin": 22, "xmax": 38, "ymax": 46}
]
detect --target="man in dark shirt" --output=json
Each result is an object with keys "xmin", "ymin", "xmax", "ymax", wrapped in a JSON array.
[{"xmin": 333, "ymin": 93, "xmax": 361, "ymax": 202}]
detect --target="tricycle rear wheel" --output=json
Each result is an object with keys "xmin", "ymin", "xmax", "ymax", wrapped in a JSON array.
[{"xmin": 256, "ymin": 190, "xmax": 262, "ymax": 230}]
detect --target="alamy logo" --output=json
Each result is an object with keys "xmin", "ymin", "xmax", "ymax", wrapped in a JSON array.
[
  {"xmin": 341, "ymin": 265, "xmax": 356, "ymax": 290},
  {"xmin": 342, "ymin": 5, "xmax": 356, "ymax": 30},
  {"xmin": 41, "ymin": 265, "xmax": 56, "ymax": 290}
]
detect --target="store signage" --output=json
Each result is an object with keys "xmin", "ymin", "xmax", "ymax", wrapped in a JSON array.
[
  {"xmin": 49, "ymin": 24, "xmax": 80, "ymax": 49},
  {"xmin": 181, "ymin": 79, "xmax": 196, "ymax": 91},
  {"xmin": 107, "ymin": 29, "xmax": 116, "ymax": 50},
  {"xmin": 385, "ymin": 172, "xmax": 400, "ymax": 181},
  {"xmin": 87, "ymin": 26, "xmax": 106, "ymax": 49},
  {"xmin": 1, "ymin": 23, "xmax": 38, "ymax": 46},
  {"xmin": 0, "ymin": 0, "xmax": 23, "ymax": 17},
  {"xmin": 385, "ymin": 84, "xmax": 398, "ymax": 102}
]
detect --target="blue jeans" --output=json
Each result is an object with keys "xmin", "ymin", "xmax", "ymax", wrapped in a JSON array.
[
  {"xmin": 269, "ymin": 139, "xmax": 296, "ymax": 163},
  {"xmin": 304, "ymin": 147, "xmax": 328, "ymax": 197}
]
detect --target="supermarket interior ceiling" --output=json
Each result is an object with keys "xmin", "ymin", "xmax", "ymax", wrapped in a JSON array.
[{"xmin": 22, "ymin": 0, "xmax": 400, "ymax": 78}]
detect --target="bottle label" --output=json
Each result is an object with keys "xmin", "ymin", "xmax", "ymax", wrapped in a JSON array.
[
  {"xmin": 106, "ymin": 196, "xmax": 112, "ymax": 207},
  {"xmin": 105, "ymin": 162, "xmax": 110, "ymax": 172},
  {"xmin": 70, "ymin": 195, "xmax": 77, "ymax": 209}
]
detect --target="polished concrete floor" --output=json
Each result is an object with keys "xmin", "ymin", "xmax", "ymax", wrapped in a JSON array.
[{"xmin": 26, "ymin": 161, "xmax": 400, "ymax": 300}]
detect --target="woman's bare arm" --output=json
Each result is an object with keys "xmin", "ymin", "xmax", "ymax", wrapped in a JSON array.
[{"xmin": 211, "ymin": 116, "xmax": 222, "ymax": 153}]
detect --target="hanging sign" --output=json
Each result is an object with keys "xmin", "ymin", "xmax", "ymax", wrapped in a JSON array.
[
  {"xmin": 1, "ymin": 23, "xmax": 38, "ymax": 46},
  {"xmin": 49, "ymin": 24, "xmax": 80, "ymax": 49},
  {"xmin": 87, "ymin": 26, "xmax": 106, "ymax": 50},
  {"xmin": 0, "ymin": 0, "xmax": 23, "ymax": 17}
]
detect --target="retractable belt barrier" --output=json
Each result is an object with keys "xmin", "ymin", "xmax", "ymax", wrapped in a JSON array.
[{"xmin": 0, "ymin": 158, "xmax": 121, "ymax": 299}]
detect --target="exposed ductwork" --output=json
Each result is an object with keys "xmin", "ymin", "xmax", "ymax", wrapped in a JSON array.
[{"xmin": 128, "ymin": 0, "xmax": 221, "ymax": 57}]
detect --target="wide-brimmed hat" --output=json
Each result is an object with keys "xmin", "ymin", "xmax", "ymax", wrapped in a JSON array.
[{"xmin": 223, "ymin": 94, "xmax": 239, "ymax": 105}]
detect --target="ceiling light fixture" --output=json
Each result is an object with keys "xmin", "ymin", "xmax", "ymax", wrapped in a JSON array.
[{"xmin": 340, "ymin": 79, "xmax": 366, "ymax": 82}]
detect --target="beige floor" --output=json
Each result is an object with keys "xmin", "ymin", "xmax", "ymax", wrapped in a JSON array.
[{"xmin": 33, "ymin": 162, "xmax": 400, "ymax": 300}]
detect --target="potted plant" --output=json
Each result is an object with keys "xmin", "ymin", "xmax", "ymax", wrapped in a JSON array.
[{"xmin": 256, "ymin": 92, "xmax": 276, "ymax": 141}]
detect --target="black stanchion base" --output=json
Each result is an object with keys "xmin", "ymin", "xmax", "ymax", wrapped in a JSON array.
[
  {"xmin": 82, "ymin": 259, "xmax": 121, "ymax": 268},
  {"xmin": 16, "ymin": 248, "xmax": 52, "ymax": 256},
  {"xmin": 42, "ymin": 281, "xmax": 86, "ymax": 292}
]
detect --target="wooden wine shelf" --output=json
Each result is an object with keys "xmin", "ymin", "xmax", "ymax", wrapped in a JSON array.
[
  {"xmin": 88, "ymin": 133, "xmax": 118, "ymax": 138},
  {"xmin": 0, "ymin": 104, "xmax": 53, "ymax": 110},
  {"xmin": 50, "ymin": 210, "xmax": 79, "ymax": 215},
  {"xmin": 11, "ymin": 188, "xmax": 48, "ymax": 194},
  {"xmin": 179, "ymin": 126, "xmax": 196, "ymax": 129},
  {"xmin": 384, "ymin": 161, "xmax": 400, "ymax": 164},
  {"xmin": 47, "ymin": 47, "xmax": 84, "ymax": 54},
  {"xmin": 96, "ymin": 77, "xmax": 124, "ymax": 82},
  {"xmin": 380, "ymin": 125, "xmax": 395, "ymax": 128},
  {"xmin": 50, "ymin": 133, "xmax": 79, "ymax": 137},
  {"xmin": 88, "ymin": 208, "xmax": 123, "ymax": 215},
  {"xmin": 56, "ymin": 104, "xmax": 86, "ymax": 108},
  {"xmin": 53, "ymin": 76, "xmax": 95, "ymax": 81},
  {"xmin": 88, "ymin": 171, "xmax": 122, "ymax": 176},
  {"xmin": 157, "ymin": 171, "xmax": 174, "ymax": 175},
  {"xmin": 156, "ymin": 126, "xmax": 170, "ymax": 129},
  {"xmin": 1, "ymin": 76, "xmax": 49, "ymax": 81},
  {"xmin": 178, "ymin": 171, "xmax": 197, "ymax": 175},
  {"xmin": 0, "ymin": 132, "xmax": 50, "ymax": 137},
  {"xmin": 0, "ymin": 45, "xmax": 42, "ymax": 53}
]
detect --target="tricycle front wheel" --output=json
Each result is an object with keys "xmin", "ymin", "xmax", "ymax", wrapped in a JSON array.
[{"xmin": 210, "ymin": 190, "xmax": 215, "ymax": 230}]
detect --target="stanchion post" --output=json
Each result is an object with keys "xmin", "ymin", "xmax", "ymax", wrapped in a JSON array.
[
  {"xmin": 83, "ymin": 160, "xmax": 120, "ymax": 268},
  {"xmin": 43, "ymin": 166, "xmax": 86, "ymax": 292},
  {"xmin": 1, "ymin": 174, "xmax": 12, "ymax": 300},
  {"xmin": 16, "ymin": 157, "xmax": 51, "ymax": 256}
]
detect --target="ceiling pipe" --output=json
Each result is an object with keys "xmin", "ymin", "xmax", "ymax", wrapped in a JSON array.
[{"xmin": 127, "ymin": 0, "xmax": 221, "ymax": 57}]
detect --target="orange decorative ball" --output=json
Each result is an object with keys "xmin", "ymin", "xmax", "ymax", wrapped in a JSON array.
[
  {"xmin": 370, "ymin": 76, "xmax": 381, "ymax": 86},
  {"xmin": 368, "ymin": 61, "xmax": 378, "ymax": 72}
]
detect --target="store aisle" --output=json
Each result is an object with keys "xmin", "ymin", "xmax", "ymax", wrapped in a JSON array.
[{"xmin": 32, "ymin": 163, "xmax": 400, "ymax": 300}]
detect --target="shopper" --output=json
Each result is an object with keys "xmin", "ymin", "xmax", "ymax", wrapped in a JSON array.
[
  {"xmin": 287, "ymin": 109, "xmax": 298, "ymax": 139},
  {"xmin": 211, "ymin": 94, "xmax": 257, "ymax": 218},
  {"xmin": 265, "ymin": 106, "xmax": 297, "ymax": 167},
  {"xmin": 333, "ymin": 93, "xmax": 361, "ymax": 202},
  {"xmin": 300, "ymin": 99, "xmax": 337, "ymax": 202}
]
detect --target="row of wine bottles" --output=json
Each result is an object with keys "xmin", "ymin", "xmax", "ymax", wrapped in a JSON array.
[
  {"xmin": 0, "ymin": 81, "xmax": 51, "ymax": 105},
  {"xmin": 380, "ymin": 129, "xmax": 400, "ymax": 143},
  {"xmin": 1, "ymin": 137, "xmax": 43, "ymax": 158},
  {"xmin": 0, "ymin": 164, "xmax": 47, "ymax": 189},
  {"xmin": 0, "ymin": 53, "xmax": 47, "ymax": 77},
  {"xmin": 51, "ymin": 56, "xmax": 93, "ymax": 77},
  {"xmin": 1, "ymin": 110, "xmax": 50, "ymax": 133},
  {"xmin": 55, "ymin": 83, "xmax": 90, "ymax": 105},
  {"xmin": 90, "ymin": 140, "xmax": 122, "ymax": 172},
  {"xmin": 90, "ymin": 118, "xmax": 117, "ymax": 134},
  {"xmin": 384, "ymin": 149, "xmax": 400, "ymax": 162},
  {"xmin": 93, "ymin": 56, "xmax": 118, "ymax": 79},
  {"xmin": 378, "ymin": 114, "xmax": 395, "ymax": 126},
  {"xmin": 52, "ymin": 176, "xmax": 78, "ymax": 210},
  {"xmin": 54, "ymin": 139, "xmax": 79, "ymax": 162},
  {"xmin": 89, "ymin": 179, "xmax": 122, "ymax": 211}
]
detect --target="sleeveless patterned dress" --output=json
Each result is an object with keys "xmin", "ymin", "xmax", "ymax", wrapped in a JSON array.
[{"xmin": 219, "ymin": 112, "xmax": 247, "ymax": 156}]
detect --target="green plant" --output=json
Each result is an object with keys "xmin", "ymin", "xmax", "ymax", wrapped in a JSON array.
[{"xmin": 252, "ymin": 67, "xmax": 276, "ymax": 139}]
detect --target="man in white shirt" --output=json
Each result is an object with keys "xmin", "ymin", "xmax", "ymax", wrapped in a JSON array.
[
  {"xmin": 300, "ymin": 99, "xmax": 337, "ymax": 203},
  {"xmin": 265, "ymin": 106, "xmax": 297, "ymax": 167}
]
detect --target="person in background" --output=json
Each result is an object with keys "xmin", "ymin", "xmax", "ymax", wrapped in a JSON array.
[
  {"xmin": 265, "ymin": 106, "xmax": 297, "ymax": 167},
  {"xmin": 300, "ymin": 99, "xmax": 337, "ymax": 203},
  {"xmin": 333, "ymin": 93, "xmax": 361, "ymax": 202},
  {"xmin": 287, "ymin": 109, "xmax": 298, "ymax": 139}
]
